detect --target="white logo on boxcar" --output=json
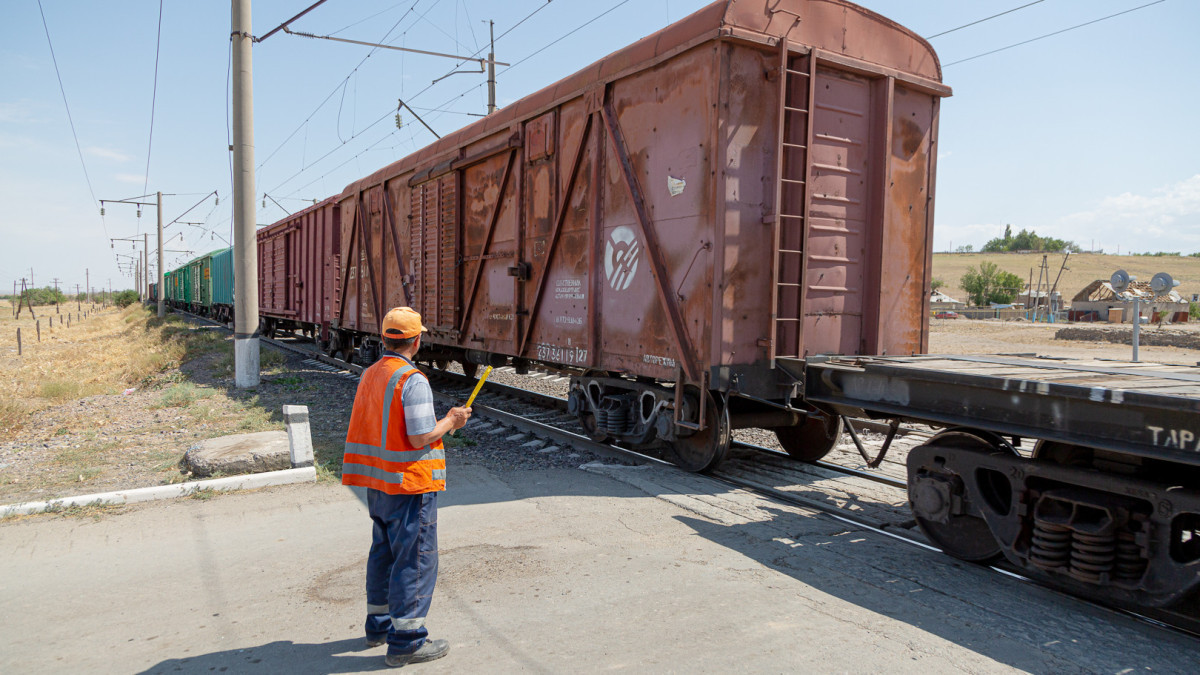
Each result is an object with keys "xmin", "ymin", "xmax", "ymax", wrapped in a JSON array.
[{"xmin": 604, "ymin": 226, "xmax": 640, "ymax": 291}]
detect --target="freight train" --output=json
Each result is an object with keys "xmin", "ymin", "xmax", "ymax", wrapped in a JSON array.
[{"xmin": 155, "ymin": 0, "xmax": 1199, "ymax": 614}]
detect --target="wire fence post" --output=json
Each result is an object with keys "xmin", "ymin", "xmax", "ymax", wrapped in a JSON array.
[
  {"xmin": 36, "ymin": 320, "xmax": 41, "ymax": 342},
  {"xmin": 17, "ymin": 327, "xmax": 21, "ymax": 356}
]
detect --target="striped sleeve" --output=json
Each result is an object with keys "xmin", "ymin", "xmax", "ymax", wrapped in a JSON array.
[{"xmin": 401, "ymin": 373, "xmax": 437, "ymax": 436}]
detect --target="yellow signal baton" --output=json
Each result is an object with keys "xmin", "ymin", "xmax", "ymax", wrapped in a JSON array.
[{"xmin": 464, "ymin": 365, "xmax": 493, "ymax": 408}]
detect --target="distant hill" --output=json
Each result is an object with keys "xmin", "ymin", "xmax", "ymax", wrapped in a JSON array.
[{"xmin": 931, "ymin": 252, "xmax": 1200, "ymax": 304}]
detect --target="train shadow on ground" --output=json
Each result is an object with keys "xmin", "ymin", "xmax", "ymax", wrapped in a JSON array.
[{"xmin": 671, "ymin": 503, "xmax": 1198, "ymax": 671}]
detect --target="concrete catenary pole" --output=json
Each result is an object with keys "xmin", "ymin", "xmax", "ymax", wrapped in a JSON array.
[
  {"xmin": 143, "ymin": 233, "xmax": 149, "ymax": 300},
  {"xmin": 232, "ymin": 0, "xmax": 260, "ymax": 388},
  {"xmin": 157, "ymin": 191, "xmax": 165, "ymax": 317},
  {"xmin": 487, "ymin": 20, "xmax": 496, "ymax": 114}
]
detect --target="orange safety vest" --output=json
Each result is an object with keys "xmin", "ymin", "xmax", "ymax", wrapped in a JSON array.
[{"xmin": 342, "ymin": 357, "xmax": 446, "ymax": 495}]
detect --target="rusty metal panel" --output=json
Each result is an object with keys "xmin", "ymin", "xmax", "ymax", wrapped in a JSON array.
[
  {"xmin": 718, "ymin": 42, "xmax": 780, "ymax": 369},
  {"xmin": 525, "ymin": 111, "xmax": 555, "ymax": 163},
  {"xmin": 457, "ymin": 140, "xmax": 519, "ymax": 349},
  {"xmin": 595, "ymin": 43, "xmax": 718, "ymax": 380},
  {"xmin": 877, "ymin": 82, "xmax": 937, "ymax": 356},
  {"xmin": 410, "ymin": 174, "xmax": 459, "ymax": 332},
  {"xmin": 803, "ymin": 66, "xmax": 873, "ymax": 356}
]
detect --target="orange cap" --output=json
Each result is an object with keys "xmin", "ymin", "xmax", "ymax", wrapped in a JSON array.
[{"xmin": 381, "ymin": 307, "xmax": 428, "ymax": 339}]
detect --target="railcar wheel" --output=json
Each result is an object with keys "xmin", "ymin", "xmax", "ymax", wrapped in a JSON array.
[
  {"xmin": 669, "ymin": 392, "xmax": 731, "ymax": 473},
  {"xmin": 460, "ymin": 361, "xmax": 479, "ymax": 379},
  {"xmin": 775, "ymin": 410, "xmax": 843, "ymax": 462},
  {"xmin": 910, "ymin": 430, "xmax": 1016, "ymax": 564},
  {"xmin": 579, "ymin": 412, "xmax": 608, "ymax": 443}
]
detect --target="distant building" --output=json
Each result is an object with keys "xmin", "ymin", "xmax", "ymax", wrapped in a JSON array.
[
  {"xmin": 1068, "ymin": 280, "xmax": 1189, "ymax": 323},
  {"xmin": 1017, "ymin": 289, "xmax": 1063, "ymax": 314},
  {"xmin": 930, "ymin": 289, "xmax": 965, "ymax": 310}
]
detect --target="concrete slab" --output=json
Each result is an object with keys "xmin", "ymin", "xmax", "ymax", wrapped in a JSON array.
[
  {"xmin": 1, "ymin": 463, "xmax": 1196, "ymax": 674},
  {"xmin": 181, "ymin": 430, "xmax": 290, "ymax": 477}
]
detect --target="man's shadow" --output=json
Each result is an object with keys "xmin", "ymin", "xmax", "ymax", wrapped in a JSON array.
[{"xmin": 137, "ymin": 637, "xmax": 392, "ymax": 674}]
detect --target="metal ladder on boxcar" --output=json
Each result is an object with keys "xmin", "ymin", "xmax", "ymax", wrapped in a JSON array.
[{"xmin": 770, "ymin": 47, "xmax": 814, "ymax": 365}]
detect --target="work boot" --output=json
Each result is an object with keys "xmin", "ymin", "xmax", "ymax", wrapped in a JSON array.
[
  {"xmin": 384, "ymin": 638, "xmax": 450, "ymax": 667},
  {"xmin": 365, "ymin": 634, "xmax": 387, "ymax": 648}
]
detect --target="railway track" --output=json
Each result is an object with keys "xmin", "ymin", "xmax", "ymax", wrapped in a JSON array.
[{"xmin": 174, "ymin": 311, "xmax": 1200, "ymax": 639}]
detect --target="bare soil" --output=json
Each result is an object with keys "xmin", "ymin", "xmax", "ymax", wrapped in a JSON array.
[
  {"xmin": 929, "ymin": 316, "xmax": 1200, "ymax": 365},
  {"xmin": 0, "ymin": 314, "xmax": 360, "ymax": 507}
]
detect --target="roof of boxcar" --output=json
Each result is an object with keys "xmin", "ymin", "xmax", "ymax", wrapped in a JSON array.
[
  {"xmin": 256, "ymin": 195, "xmax": 339, "ymax": 239},
  {"xmin": 343, "ymin": 0, "xmax": 944, "ymax": 197}
]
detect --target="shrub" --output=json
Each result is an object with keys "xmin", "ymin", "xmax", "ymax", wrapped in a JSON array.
[{"xmin": 113, "ymin": 290, "xmax": 139, "ymax": 308}]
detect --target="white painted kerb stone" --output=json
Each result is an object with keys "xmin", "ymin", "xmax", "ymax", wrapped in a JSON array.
[
  {"xmin": 283, "ymin": 404, "xmax": 314, "ymax": 468},
  {"xmin": 0, "ymin": 467, "xmax": 317, "ymax": 518}
]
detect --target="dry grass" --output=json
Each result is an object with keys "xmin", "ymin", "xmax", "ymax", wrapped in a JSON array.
[
  {"xmin": 0, "ymin": 304, "xmax": 224, "ymax": 436},
  {"xmin": 932, "ymin": 252, "xmax": 1200, "ymax": 304}
]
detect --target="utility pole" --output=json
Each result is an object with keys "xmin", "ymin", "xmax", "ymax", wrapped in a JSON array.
[
  {"xmin": 487, "ymin": 20, "xmax": 496, "ymax": 114},
  {"xmin": 157, "ymin": 191, "xmax": 165, "ymax": 316},
  {"xmin": 143, "ymin": 232, "xmax": 150, "ymax": 301},
  {"xmin": 232, "ymin": 0, "xmax": 260, "ymax": 388},
  {"xmin": 86, "ymin": 268, "xmax": 90, "ymax": 305},
  {"xmin": 52, "ymin": 278, "xmax": 61, "ymax": 313}
]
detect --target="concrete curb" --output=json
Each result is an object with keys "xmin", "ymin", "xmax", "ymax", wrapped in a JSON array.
[{"xmin": 0, "ymin": 467, "xmax": 317, "ymax": 518}]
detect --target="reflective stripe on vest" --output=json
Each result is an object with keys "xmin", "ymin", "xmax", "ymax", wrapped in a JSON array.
[{"xmin": 342, "ymin": 358, "xmax": 446, "ymax": 495}]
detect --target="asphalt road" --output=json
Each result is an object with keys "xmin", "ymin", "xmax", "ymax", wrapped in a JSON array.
[{"xmin": 2, "ymin": 462, "xmax": 1197, "ymax": 673}]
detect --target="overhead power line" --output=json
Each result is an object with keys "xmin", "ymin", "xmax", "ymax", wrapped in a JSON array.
[
  {"xmin": 499, "ymin": 0, "xmax": 630, "ymax": 73},
  {"xmin": 925, "ymin": 1, "xmax": 1045, "ymax": 40},
  {"xmin": 255, "ymin": 0, "xmax": 424, "ymax": 172},
  {"xmin": 261, "ymin": 1, "xmax": 551, "ymax": 194},
  {"xmin": 141, "ymin": 0, "xmax": 165, "ymax": 223},
  {"xmin": 945, "ymin": 0, "xmax": 1168, "ymax": 67},
  {"xmin": 35, "ymin": 0, "xmax": 106, "ymax": 240}
]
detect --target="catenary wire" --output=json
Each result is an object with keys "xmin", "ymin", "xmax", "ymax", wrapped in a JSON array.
[
  {"xmin": 264, "ymin": 1, "xmax": 554, "ymax": 195},
  {"xmin": 925, "ymin": 0, "xmax": 1045, "ymax": 40},
  {"xmin": 35, "ymin": 0, "xmax": 107, "ymax": 241},
  {"xmin": 944, "ymin": 0, "xmax": 1168, "ymax": 67},
  {"xmin": 140, "ymin": 0, "xmax": 165, "ymax": 225},
  {"xmin": 256, "ymin": 0, "xmax": 426, "ymax": 172}
]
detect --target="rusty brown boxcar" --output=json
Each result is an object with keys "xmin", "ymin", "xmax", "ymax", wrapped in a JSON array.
[
  {"xmin": 256, "ymin": 197, "xmax": 342, "ymax": 349},
  {"xmin": 332, "ymin": 0, "xmax": 950, "ymax": 471}
]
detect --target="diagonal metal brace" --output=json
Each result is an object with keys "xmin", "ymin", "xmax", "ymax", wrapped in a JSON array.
[{"xmin": 840, "ymin": 415, "xmax": 900, "ymax": 469}]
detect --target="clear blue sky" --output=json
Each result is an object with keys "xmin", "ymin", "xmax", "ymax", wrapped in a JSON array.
[{"xmin": 2, "ymin": 0, "xmax": 1197, "ymax": 293}]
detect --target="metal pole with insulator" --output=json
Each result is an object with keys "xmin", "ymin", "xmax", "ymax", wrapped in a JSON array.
[
  {"xmin": 157, "ymin": 191, "xmax": 165, "ymax": 317},
  {"xmin": 232, "ymin": 0, "xmax": 260, "ymax": 388},
  {"xmin": 487, "ymin": 20, "xmax": 496, "ymax": 114}
]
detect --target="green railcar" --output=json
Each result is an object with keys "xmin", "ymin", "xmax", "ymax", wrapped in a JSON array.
[
  {"xmin": 179, "ymin": 258, "xmax": 196, "ymax": 309},
  {"xmin": 191, "ymin": 248, "xmax": 230, "ymax": 316},
  {"xmin": 210, "ymin": 247, "xmax": 234, "ymax": 322}
]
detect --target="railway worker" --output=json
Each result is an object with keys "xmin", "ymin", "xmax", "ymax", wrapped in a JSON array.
[{"xmin": 342, "ymin": 306, "xmax": 472, "ymax": 667}]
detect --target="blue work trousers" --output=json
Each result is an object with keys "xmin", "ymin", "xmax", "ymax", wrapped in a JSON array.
[{"xmin": 364, "ymin": 490, "xmax": 439, "ymax": 655}]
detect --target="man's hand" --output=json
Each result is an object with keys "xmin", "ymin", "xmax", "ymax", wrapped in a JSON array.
[{"xmin": 446, "ymin": 406, "xmax": 472, "ymax": 430}]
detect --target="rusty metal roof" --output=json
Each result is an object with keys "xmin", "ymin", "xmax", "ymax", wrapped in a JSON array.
[
  {"xmin": 1073, "ymin": 279, "xmax": 1186, "ymax": 303},
  {"xmin": 343, "ymin": 0, "xmax": 946, "ymax": 197}
]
